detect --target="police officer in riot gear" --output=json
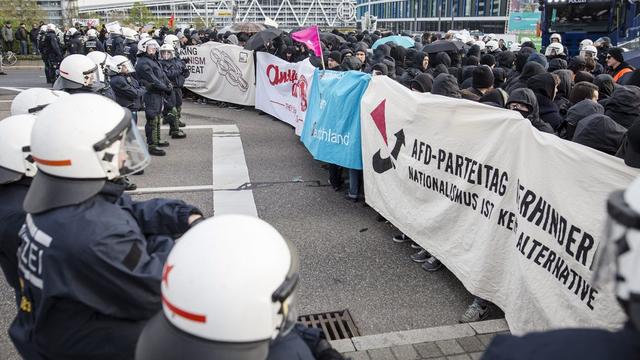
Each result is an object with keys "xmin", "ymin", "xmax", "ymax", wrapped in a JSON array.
[
  {"xmin": 40, "ymin": 24, "xmax": 63, "ymax": 84},
  {"xmin": 158, "ymin": 44, "xmax": 186, "ymax": 139},
  {"xmin": 0, "ymin": 114, "xmax": 38, "ymax": 305},
  {"xmin": 86, "ymin": 51, "xmax": 118, "ymax": 100},
  {"xmin": 66, "ymin": 27, "xmax": 83, "ymax": 55},
  {"xmin": 135, "ymin": 38, "xmax": 173, "ymax": 156},
  {"xmin": 9, "ymin": 94, "xmax": 203, "ymax": 360},
  {"xmin": 106, "ymin": 28, "xmax": 126, "ymax": 56},
  {"xmin": 83, "ymin": 28, "xmax": 104, "ymax": 54},
  {"xmin": 136, "ymin": 215, "xmax": 345, "ymax": 360},
  {"xmin": 163, "ymin": 35, "xmax": 189, "ymax": 127},
  {"xmin": 482, "ymin": 178, "xmax": 640, "ymax": 359}
]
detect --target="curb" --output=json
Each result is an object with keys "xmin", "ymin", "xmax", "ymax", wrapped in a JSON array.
[{"xmin": 329, "ymin": 319, "xmax": 509, "ymax": 353}]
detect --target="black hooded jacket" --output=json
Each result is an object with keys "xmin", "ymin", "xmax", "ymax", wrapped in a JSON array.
[
  {"xmin": 594, "ymin": 74, "xmax": 615, "ymax": 101},
  {"xmin": 604, "ymin": 85, "xmax": 640, "ymax": 128},
  {"xmin": 564, "ymin": 99, "xmax": 605, "ymax": 139},
  {"xmin": 505, "ymin": 62, "xmax": 546, "ymax": 93},
  {"xmin": 527, "ymin": 73, "xmax": 564, "ymax": 130},
  {"xmin": 432, "ymin": 73, "xmax": 461, "ymax": 98},
  {"xmin": 410, "ymin": 73, "xmax": 434, "ymax": 93},
  {"xmin": 552, "ymin": 69, "xmax": 574, "ymax": 117},
  {"xmin": 572, "ymin": 113, "xmax": 627, "ymax": 155},
  {"xmin": 507, "ymin": 88, "xmax": 555, "ymax": 133}
]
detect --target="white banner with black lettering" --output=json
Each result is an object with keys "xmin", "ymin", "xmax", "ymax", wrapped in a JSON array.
[
  {"xmin": 361, "ymin": 76, "xmax": 640, "ymax": 334},
  {"xmin": 255, "ymin": 53, "xmax": 316, "ymax": 135},
  {"xmin": 180, "ymin": 42, "xmax": 255, "ymax": 106}
]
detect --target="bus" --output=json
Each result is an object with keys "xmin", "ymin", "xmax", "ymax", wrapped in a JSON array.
[{"xmin": 541, "ymin": 0, "xmax": 640, "ymax": 55}]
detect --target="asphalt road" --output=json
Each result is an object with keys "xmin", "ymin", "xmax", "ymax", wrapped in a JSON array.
[{"xmin": 0, "ymin": 68, "xmax": 502, "ymax": 359}]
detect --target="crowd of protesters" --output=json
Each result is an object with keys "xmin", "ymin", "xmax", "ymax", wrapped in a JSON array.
[
  {"xmin": 203, "ymin": 27, "xmax": 640, "ymax": 319},
  {"xmin": 144, "ymin": 26, "xmax": 640, "ymax": 322}
]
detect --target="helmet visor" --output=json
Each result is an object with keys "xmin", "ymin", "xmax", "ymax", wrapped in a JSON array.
[
  {"xmin": 83, "ymin": 65, "xmax": 101, "ymax": 87},
  {"xmin": 272, "ymin": 237, "xmax": 300, "ymax": 338},
  {"xmin": 93, "ymin": 111, "xmax": 150, "ymax": 178},
  {"xmin": 118, "ymin": 60, "xmax": 136, "ymax": 73},
  {"xmin": 160, "ymin": 50, "xmax": 174, "ymax": 60},
  {"xmin": 119, "ymin": 119, "xmax": 150, "ymax": 175}
]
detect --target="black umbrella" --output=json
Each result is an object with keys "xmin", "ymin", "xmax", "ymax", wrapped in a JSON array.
[
  {"xmin": 244, "ymin": 28, "xmax": 284, "ymax": 50},
  {"xmin": 320, "ymin": 32, "xmax": 346, "ymax": 45},
  {"xmin": 422, "ymin": 40, "xmax": 464, "ymax": 54}
]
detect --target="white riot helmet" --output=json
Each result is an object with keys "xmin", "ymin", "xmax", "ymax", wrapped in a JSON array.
[
  {"xmin": 580, "ymin": 45, "xmax": 598, "ymax": 59},
  {"xmin": 23, "ymin": 94, "xmax": 150, "ymax": 214},
  {"xmin": 135, "ymin": 215, "xmax": 300, "ymax": 360},
  {"xmin": 550, "ymin": 33, "xmax": 562, "ymax": 43},
  {"xmin": 86, "ymin": 51, "xmax": 117, "ymax": 80},
  {"xmin": 593, "ymin": 177, "xmax": 640, "ymax": 331},
  {"xmin": 111, "ymin": 55, "xmax": 135, "ymax": 73},
  {"xmin": 11, "ymin": 88, "xmax": 69, "ymax": 115},
  {"xmin": 159, "ymin": 43, "xmax": 175, "ymax": 60},
  {"xmin": 164, "ymin": 34, "xmax": 180, "ymax": 49},
  {"xmin": 46, "ymin": 23, "xmax": 56, "ymax": 32},
  {"xmin": 122, "ymin": 27, "xmax": 139, "ymax": 42},
  {"xmin": 86, "ymin": 28, "xmax": 98, "ymax": 38},
  {"xmin": 482, "ymin": 33, "xmax": 495, "ymax": 43},
  {"xmin": 520, "ymin": 37, "xmax": 532, "ymax": 44},
  {"xmin": 485, "ymin": 40, "xmax": 499, "ymax": 53},
  {"xmin": 140, "ymin": 32, "xmax": 150, "ymax": 40},
  {"xmin": 580, "ymin": 39, "xmax": 593, "ymax": 49},
  {"xmin": 138, "ymin": 38, "xmax": 159, "ymax": 54},
  {"xmin": 39, "ymin": 25, "xmax": 47, "ymax": 33},
  {"xmin": 53, "ymin": 54, "xmax": 102, "ymax": 90},
  {"xmin": 0, "ymin": 115, "xmax": 38, "ymax": 184},
  {"xmin": 153, "ymin": 29, "xmax": 161, "ymax": 38},
  {"xmin": 474, "ymin": 40, "xmax": 486, "ymax": 52},
  {"xmin": 545, "ymin": 42, "xmax": 565, "ymax": 57},
  {"xmin": 67, "ymin": 27, "xmax": 77, "ymax": 36},
  {"xmin": 509, "ymin": 42, "xmax": 522, "ymax": 52}
]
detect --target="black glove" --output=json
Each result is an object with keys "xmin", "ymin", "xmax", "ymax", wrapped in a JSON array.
[{"xmin": 165, "ymin": 82, "xmax": 173, "ymax": 94}]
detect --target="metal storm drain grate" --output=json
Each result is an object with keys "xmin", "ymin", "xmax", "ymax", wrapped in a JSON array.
[{"xmin": 297, "ymin": 310, "xmax": 360, "ymax": 341}]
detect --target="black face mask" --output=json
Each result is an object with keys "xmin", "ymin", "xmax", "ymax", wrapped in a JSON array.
[{"xmin": 516, "ymin": 109, "xmax": 530, "ymax": 119}]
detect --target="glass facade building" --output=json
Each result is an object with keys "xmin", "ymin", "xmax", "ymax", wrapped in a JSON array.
[{"xmin": 357, "ymin": 0, "xmax": 507, "ymax": 33}]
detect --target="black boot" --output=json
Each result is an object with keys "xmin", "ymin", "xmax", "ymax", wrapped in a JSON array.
[
  {"xmin": 168, "ymin": 110, "xmax": 186, "ymax": 139},
  {"xmin": 155, "ymin": 116, "xmax": 170, "ymax": 147},
  {"xmin": 148, "ymin": 145, "xmax": 166, "ymax": 156}
]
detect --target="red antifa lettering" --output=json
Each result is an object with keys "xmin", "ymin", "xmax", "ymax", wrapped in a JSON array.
[
  {"xmin": 292, "ymin": 75, "xmax": 308, "ymax": 112},
  {"xmin": 266, "ymin": 64, "xmax": 298, "ymax": 86}
]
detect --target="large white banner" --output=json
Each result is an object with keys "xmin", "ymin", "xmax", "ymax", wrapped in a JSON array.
[
  {"xmin": 361, "ymin": 76, "xmax": 640, "ymax": 334},
  {"xmin": 255, "ymin": 53, "xmax": 315, "ymax": 135},
  {"xmin": 180, "ymin": 43, "xmax": 256, "ymax": 106}
]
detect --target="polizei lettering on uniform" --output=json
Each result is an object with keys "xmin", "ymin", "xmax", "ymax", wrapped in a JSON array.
[{"xmin": 410, "ymin": 139, "xmax": 509, "ymax": 197}]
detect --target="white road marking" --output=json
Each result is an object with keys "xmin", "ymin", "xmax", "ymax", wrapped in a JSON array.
[
  {"xmin": 212, "ymin": 125, "xmax": 258, "ymax": 217},
  {"xmin": 0, "ymin": 100, "xmax": 12, "ymax": 103},
  {"xmin": 136, "ymin": 124, "xmax": 223, "ymax": 131}
]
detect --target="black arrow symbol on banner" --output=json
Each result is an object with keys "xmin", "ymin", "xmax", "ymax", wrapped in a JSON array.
[
  {"xmin": 390, "ymin": 129, "xmax": 405, "ymax": 160},
  {"xmin": 372, "ymin": 130, "xmax": 406, "ymax": 174}
]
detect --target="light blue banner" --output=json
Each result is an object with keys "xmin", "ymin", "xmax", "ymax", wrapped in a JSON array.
[{"xmin": 301, "ymin": 70, "xmax": 371, "ymax": 170}]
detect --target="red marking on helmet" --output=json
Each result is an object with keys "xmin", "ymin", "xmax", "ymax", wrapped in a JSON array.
[
  {"xmin": 162, "ymin": 263, "xmax": 174, "ymax": 287},
  {"xmin": 162, "ymin": 295, "xmax": 207, "ymax": 323},
  {"xmin": 32, "ymin": 156, "xmax": 72, "ymax": 166},
  {"xmin": 59, "ymin": 70, "xmax": 69, "ymax": 75}
]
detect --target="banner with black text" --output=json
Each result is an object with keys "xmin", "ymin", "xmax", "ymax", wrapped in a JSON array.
[
  {"xmin": 179, "ymin": 42, "xmax": 255, "ymax": 106},
  {"xmin": 361, "ymin": 76, "xmax": 639, "ymax": 334}
]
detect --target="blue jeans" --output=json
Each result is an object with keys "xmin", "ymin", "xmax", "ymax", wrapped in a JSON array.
[
  {"xmin": 31, "ymin": 40, "xmax": 38, "ymax": 54},
  {"xmin": 19, "ymin": 40, "xmax": 27, "ymax": 55},
  {"xmin": 347, "ymin": 169, "xmax": 362, "ymax": 198}
]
